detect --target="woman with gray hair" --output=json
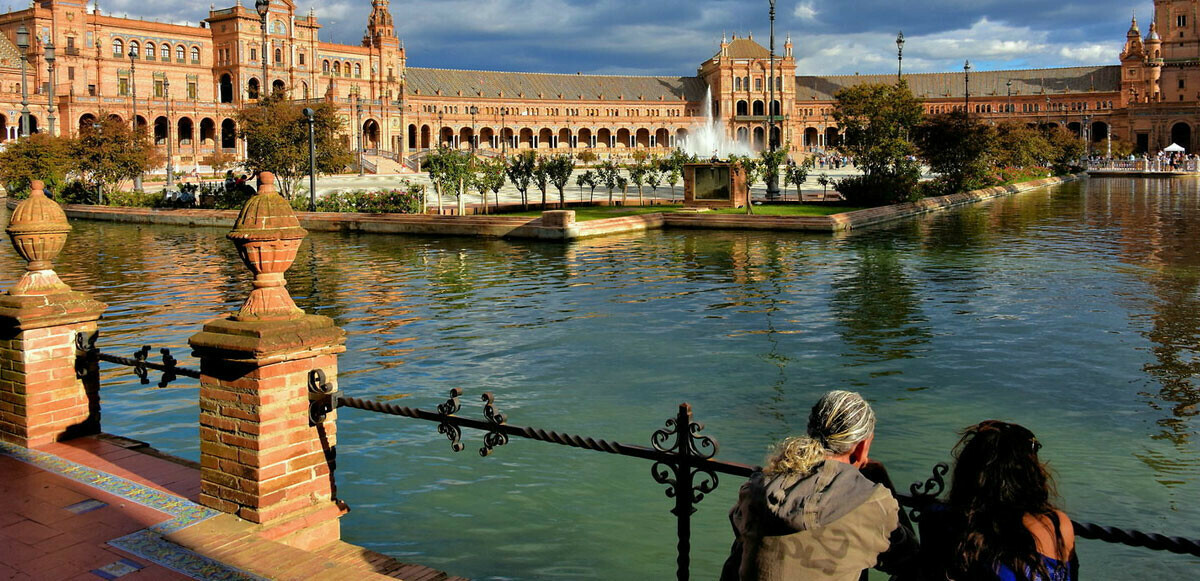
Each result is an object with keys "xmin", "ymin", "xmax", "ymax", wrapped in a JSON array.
[{"xmin": 720, "ymin": 390, "xmax": 918, "ymax": 580}]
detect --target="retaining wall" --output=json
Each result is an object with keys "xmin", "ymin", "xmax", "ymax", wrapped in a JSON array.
[{"xmin": 7, "ymin": 174, "xmax": 1085, "ymax": 240}]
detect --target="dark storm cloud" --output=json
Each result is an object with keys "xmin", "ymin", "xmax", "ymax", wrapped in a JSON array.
[{"xmin": 93, "ymin": 0, "xmax": 1155, "ymax": 75}]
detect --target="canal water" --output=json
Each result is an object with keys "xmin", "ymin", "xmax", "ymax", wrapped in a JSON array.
[{"xmin": 2, "ymin": 177, "xmax": 1198, "ymax": 579}]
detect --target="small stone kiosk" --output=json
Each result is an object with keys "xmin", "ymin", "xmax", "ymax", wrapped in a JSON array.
[{"xmin": 683, "ymin": 162, "xmax": 749, "ymax": 208}]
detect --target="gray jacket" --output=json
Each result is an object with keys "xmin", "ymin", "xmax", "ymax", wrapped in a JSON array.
[{"xmin": 720, "ymin": 460, "xmax": 918, "ymax": 581}]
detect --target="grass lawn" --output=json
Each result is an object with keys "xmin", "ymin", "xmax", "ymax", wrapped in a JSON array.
[{"xmin": 506, "ymin": 204, "xmax": 863, "ymax": 221}]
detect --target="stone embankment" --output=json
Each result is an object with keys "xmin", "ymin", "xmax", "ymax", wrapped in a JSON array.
[{"xmin": 8, "ymin": 174, "xmax": 1084, "ymax": 240}]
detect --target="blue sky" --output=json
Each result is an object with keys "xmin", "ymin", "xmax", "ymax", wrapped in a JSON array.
[{"xmin": 100, "ymin": 0, "xmax": 1155, "ymax": 76}]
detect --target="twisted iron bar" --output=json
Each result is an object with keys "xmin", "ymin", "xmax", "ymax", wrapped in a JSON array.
[
  {"xmin": 336, "ymin": 392, "xmax": 1200, "ymax": 561},
  {"xmin": 75, "ymin": 332, "xmax": 199, "ymax": 386}
]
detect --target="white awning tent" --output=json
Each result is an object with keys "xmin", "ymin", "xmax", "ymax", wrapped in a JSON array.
[{"xmin": 1163, "ymin": 143, "xmax": 1186, "ymax": 153}]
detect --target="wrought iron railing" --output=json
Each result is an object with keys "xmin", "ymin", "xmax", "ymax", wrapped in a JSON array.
[
  {"xmin": 76, "ymin": 332, "xmax": 199, "ymax": 388},
  {"xmin": 311, "ymin": 383, "xmax": 1200, "ymax": 580},
  {"xmin": 1089, "ymin": 159, "xmax": 1200, "ymax": 172}
]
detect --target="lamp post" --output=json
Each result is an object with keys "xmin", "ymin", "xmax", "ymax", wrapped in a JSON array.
[
  {"xmin": 129, "ymin": 48, "xmax": 143, "ymax": 192},
  {"xmin": 896, "ymin": 31, "xmax": 904, "ymax": 84},
  {"xmin": 469, "ymin": 105, "xmax": 478, "ymax": 152},
  {"xmin": 91, "ymin": 122, "xmax": 103, "ymax": 204},
  {"xmin": 303, "ymin": 107, "xmax": 317, "ymax": 211},
  {"xmin": 16, "ymin": 25, "xmax": 29, "ymax": 137},
  {"xmin": 355, "ymin": 91, "xmax": 364, "ymax": 176},
  {"xmin": 255, "ymin": 0, "xmax": 270, "ymax": 100},
  {"xmin": 45, "ymin": 40, "xmax": 55, "ymax": 136},
  {"xmin": 1006, "ymin": 80, "xmax": 1013, "ymax": 114},
  {"xmin": 164, "ymin": 78, "xmax": 174, "ymax": 187},
  {"xmin": 963, "ymin": 60, "xmax": 971, "ymax": 113},
  {"xmin": 437, "ymin": 110, "xmax": 443, "ymax": 148},
  {"xmin": 765, "ymin": 0, "xmax": 781, "ymax": 200},
  {"xmin": 500, "ymin": 107, "xmax": 507, "ymax": 156}
]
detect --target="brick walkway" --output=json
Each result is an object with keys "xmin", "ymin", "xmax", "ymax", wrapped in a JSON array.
[{"xmin": 0, "ymin": 435, "xmax": 466, "ymax": 581}]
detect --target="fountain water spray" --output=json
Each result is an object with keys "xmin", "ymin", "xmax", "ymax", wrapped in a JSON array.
[{"xmin": 684, "ymin": 86, "xmax": 753, "ymax": 160}]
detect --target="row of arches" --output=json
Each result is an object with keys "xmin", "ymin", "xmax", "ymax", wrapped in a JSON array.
[
  {"xmin": 217, "ymin": 74, "xmax": 310, "ymax": 103},
  {"xmin": 407, "ymin": 126, "xmax": 693, "ymax": 150},
  {"xmin": 76, "ymin": 113, "xmax": 238, "ymax": 150},
  {"xmin": 321, "ymin": 60, "xmax": 362, "ymax": 78},
  {"xmin": 111, "ymin": 38, "xmax": 201, "ymax": 63},
  {"xmin": 735, "ymin": 100, "xmax": 782, "ymax": 117}
]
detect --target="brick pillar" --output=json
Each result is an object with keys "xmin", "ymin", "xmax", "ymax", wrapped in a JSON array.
[
  {"xmin": 0, "ymin": 181, "xmax": 107, "ymax": 448},
  {"xmin": 189, "ymin": 172, "xmax": 346, "ymax": 550}
]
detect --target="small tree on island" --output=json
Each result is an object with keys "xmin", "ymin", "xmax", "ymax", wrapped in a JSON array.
[
  {"xmin": 505, "ymin": 150, "xmax": 536, "ymax": 209},
  {"xmin": 628, "ymin": 156, "xmax": 649, "ymax": 206},
  {"xmin": 576, "ymin": 169, "xmax": 598, "ymax": 202},
  {"xmin": 201, "ymin": 150, "xmax": 237, "ymax": 178},
  {"xmin": 532, "ymin": 155, "xmax": 551, "ymax": 208},
  {"xmin": 545, "ymin": 154, "xmax": 576, "ymax": 206},
  {"xmin": 645, "ymin": 156, "xmax": 663, "ymax": 202},
  {"xmin": 597, "ymin": 160, "xmax": 621, "ymax": 205},
  {"xmin": 474, "ymin": 157, "xmax": 507, "ymax": 214},
  {"xmin": 576, "ymin": 149, "xmax": 599, "ymax": 167},
  {"xmin": 663, "ymin": 148, "xmax": 691, "ymax": 202},
  {"xmin": 237, "ymin": 93, "xmax": 351, "ymax": 199},
  {"xmin": 759, "ymin": 147, "xmax": 790, "ymax": 202},
  {"xmin": 784, "ymin": 158, "xmax": 811, "ymax": 202}
]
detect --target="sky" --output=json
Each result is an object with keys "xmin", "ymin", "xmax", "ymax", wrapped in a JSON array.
[{"xmin": 92, "ymin": 0, "xmax": 1156, "ymax": 77}]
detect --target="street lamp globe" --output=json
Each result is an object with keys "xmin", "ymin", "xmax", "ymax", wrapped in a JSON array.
[
  {"xmin": 15, "ymin": 25, "xmax": 28, "ymax": 50},
  {"xmin": 44, "ymin": 40, "xmax": 54, "ymax": 63},
  {"xmin": 255, "ymin": 0, "xmax": 270, "ymax": 19}
]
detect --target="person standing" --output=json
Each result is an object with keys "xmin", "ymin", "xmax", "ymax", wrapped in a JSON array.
[{"xmin": 720, "ymin": 390, "xmax": 918, "ymax": 580}]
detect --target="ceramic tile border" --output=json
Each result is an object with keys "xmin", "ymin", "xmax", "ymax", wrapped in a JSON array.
[{"xmin": 0, "ymin": 441, "xmax": 264, "ymax": 580}]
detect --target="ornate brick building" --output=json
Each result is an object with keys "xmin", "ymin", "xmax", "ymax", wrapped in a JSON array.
[{"xmin": 0, "ymin": 0, "xmax": 1193, "ymax": 174}]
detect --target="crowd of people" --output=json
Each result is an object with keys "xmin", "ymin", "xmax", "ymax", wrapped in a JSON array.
[{"xmin": 720, "ymin": 391, "xmax": 1076, "ymax": 581}]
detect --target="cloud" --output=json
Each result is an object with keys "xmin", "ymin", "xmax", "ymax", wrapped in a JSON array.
[
  {"xmin": 794, "ymin": 2, "xmax": 817, "ymax": 22},
  {"xmin": 78, "ymin": 0, "xmax": 1146, "ymax": 76}
]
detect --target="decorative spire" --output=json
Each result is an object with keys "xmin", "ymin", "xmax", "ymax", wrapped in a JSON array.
[
  {"xmin": 1147, "ymin": 20, "xmax": 1161, "ymax": 42},
  {"xmin": 226, "ymin": 172, "xmax": 308, "ymax": 322},
  {"xmin": 5, "ymin": 180, "xmax": 72, "ymax": 296}
]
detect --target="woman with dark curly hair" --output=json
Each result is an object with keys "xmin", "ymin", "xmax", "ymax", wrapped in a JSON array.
[{"xmin": 924, "ymin": 420, "xmax": 1078, "ymax": 581}]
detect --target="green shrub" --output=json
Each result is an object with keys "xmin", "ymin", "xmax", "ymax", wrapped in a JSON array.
[
  {"xmin": 836, "ymin": 166, "xmax": 922, "ymax": 207},
  {"xmin": 60, "ymin": 180, "xmax": 99, "ymax": 205},
  {"xmin": 290, "ymin": 184, "xmax": 425, "ymax": 214},
  {"xmin": 105, "ymin": 190, "xmax": 165, "ymax": 207}
]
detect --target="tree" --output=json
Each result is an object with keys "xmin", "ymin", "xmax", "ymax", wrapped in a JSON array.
[
  {"xmin": 426, "ymin": 146, "xmax": 472, "ymax": 214},
  {"xmin": 505, "ymin": 150, "xmax": 536, "ymax": 209},
  {"xmin": 628, "ymin": 157, "xmax": 648, "ymax": 206},
  {"xmin": 545, "ymin": 154, "xmax": 576, "ymax": 206},
  {"xmin": 597, "ymin": 159, "xmax": 621, "ymax": 204},
  {"xmin": 201, "ymin": 150, "xmax": 237, "ymax": 177},
  {"xmin": 576, "ymin": 150, "xmax": 599, "ymax": 166},
  {"xmin": 663, "ymin": 148, "xmax": 691, "ymax": 202},
  {"xmin": 915, "ymin": 110, "xmax": 996, "ymax": 195},
  {"xmin": 73, "ymin": 116, "xmax": 160, "ymax": 200},
  {"xmin": 533, "ymin": 155, "xmax": 551, "ymax": 208},
  {"xmin": 991, "ymin": 122, "xmax": 1054, "ymax": 170},
  {"xmin": 576, "ymin": 170, "xmax": 598, "ymax": 202},
  {"xmin": 784, "ymin": 159, "xmax": 811, "ymax": 202},
  {"xmin": 1042, "ymin": 126, "xmax": 1087, "ymax": 175},
  {"xmin": 759, "ymin": 148, "xmax": 789, "ymax": 202},
  {"xmin": 730, "ymin": 155, "xmax": 762, "ymax": 214},
  {"xmin": 237, "ymin": 93, "xmax": 351, "ymax": 199},
  {"xmin": 832, "ymin": 81, "xmax": 925, "ymax": 205},
  {"xmin": 474, "ymin": 157, "xmax": 507, "ymax": 214},
  {"xmin": 0, "ymin": 133, "xmax": 76, "ymax": 198},
  {"xmin": 645, "ymin": 156, "xmax": 663, "ymax": 202}
]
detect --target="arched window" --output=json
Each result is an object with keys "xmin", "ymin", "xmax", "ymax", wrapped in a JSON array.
[
  {"xmin": 743, "ymin": 76, "xmax": 750, "ymax": 90},
  {"xmin": 190, "ymin": 46, "xmax": 200, "ymax": 62},
  {"xmin": 112, "ymin": 38, "xmax": 123, "ymax": 57},
  {"xmin": 344, "ymin": 63, "xmax": 351, "ymax": 77},
  {"xmin": 333, "ymin": 61, "xmax": 340, "ymax": 75},
  {"xmin": 274, "ymin": 48, "xmax": 282, "ymax": 64},
  {"xmin": 272, "ymin": 20, "xmax": 286, "ymax": 35},
  {"xmin": 322, "ymin": 60, "xmax": 330, "ymax": 74},
  {"xmin": 354, "ymin": 63, "xmax": 361, "ymax": 77},
  {"xmin": 735, "ymin": 77, "xmax": 742, "ymax": 91},
  {"xmin": 145, "ymin": 42, "xmax": 155, "ymax": 58},
  {"xmin": 161, "ymin": 44, "xmax": 169, "ymax": 60},
  {"xmin": 175, "ymin": 45, "xmax": 184, "ymax": 60},
  {"xmin": 129, "ymin": 41, "xmax": 139, "ymax": 57}
]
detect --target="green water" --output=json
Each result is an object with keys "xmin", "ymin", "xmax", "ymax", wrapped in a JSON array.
[{"xmin": 2, "ymin": 177, "xmax": 1198, "ymax": 579}]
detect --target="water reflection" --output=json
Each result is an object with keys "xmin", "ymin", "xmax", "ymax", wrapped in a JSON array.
[
  {"xmin": 830, "ymin": 241, "xmax": 930, "ymax": 366},
  {"xmin": 3, "ymin": 180, "xmax": 1200, "ymax": 579}
]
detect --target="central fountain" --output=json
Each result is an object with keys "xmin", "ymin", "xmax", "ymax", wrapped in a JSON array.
[{"xmin": 683, "ymin": 86, "xmax": 753, "ymax": 160}]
